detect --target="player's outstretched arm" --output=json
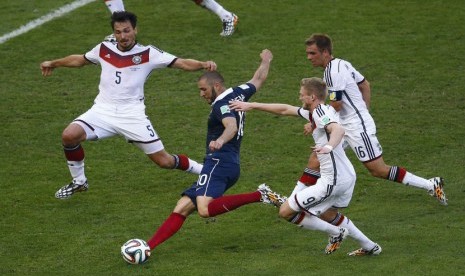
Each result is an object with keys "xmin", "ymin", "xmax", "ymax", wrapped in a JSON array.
[
  {"xmin": 172, "ymin": 58, "xmax": 217, "ymax": 72},
  {"xmin": 40, "ymin": 54, "xmax": 90, "ymax": 76},
  {"xmin": 248, "ymin": 49, "xmax": 273, "ymax": 91},
  {"xmin": 229, "ymin": 101, "xmax": 299, "ymax": 116}
]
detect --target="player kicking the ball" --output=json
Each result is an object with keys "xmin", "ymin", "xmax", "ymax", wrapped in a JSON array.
[
  {"xmin": 230, "ymin": 77, "xmax": 381, "ymax": 256},
  {"xmin": 143, "ymin": 49, "xmax": 287, "ymax": 255}
]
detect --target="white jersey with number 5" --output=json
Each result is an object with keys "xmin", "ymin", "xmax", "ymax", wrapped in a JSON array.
[{"xmin": 84, "ymin": 41, "xmax": 177, "ymax": 107}]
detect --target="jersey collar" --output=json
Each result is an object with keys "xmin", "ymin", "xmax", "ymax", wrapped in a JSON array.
[{"xmin": 211, "ymin": 87, "xmax": 233, "ymax": 105}]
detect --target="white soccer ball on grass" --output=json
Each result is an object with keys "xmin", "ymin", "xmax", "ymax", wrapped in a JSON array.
[{"xmin": 121, "ymin": 238, "xmax": 151, "ymax": 265}]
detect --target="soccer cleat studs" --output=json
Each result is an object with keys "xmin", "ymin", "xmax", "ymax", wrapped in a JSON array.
[
  {"xmin": 55, "ymin": 180, "xmax": 88, "ymax": 199},
  {"xmin": 257, "ymin": 183, "xmax": 287, "ymax": 207}
]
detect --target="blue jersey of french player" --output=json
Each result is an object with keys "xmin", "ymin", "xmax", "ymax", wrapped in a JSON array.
[{"xmin": 205, "ymin": 83, "xmax": 257, "ymax": 163}]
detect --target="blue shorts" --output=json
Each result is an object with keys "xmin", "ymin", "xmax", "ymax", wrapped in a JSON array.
[{"xmin": 183, "ymin": 155, "xmax": 240, "ymax": 205}]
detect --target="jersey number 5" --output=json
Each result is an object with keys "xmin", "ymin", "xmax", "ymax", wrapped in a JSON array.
[
  {"xmin": 146, "ymin": 125, "xmax": 155, "ymax": 137},
  {"xmin": 115, "ymin": 71, "xmax": 122, "ymax": 84}
]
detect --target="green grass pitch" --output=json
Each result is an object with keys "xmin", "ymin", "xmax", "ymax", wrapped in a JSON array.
[{"xmin": 1, "ymin": 0, "xmax": 464, "ymax": 274}]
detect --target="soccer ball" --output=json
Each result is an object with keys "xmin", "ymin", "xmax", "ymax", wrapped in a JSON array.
[{"xmin": 121, "ymin": 238, "xmax": 151, "ymax": 265}]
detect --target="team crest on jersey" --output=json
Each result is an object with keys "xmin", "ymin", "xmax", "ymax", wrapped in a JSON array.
[
  {"xmin": 220, "ymin": 105, "xmax": 231, "ymax": 114},
  {"xmin": 132, "ymin": 55, "xmax": 142, "ymax": 65}
]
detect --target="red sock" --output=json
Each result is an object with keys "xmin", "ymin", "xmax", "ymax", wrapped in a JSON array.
[
  {"xmin": 388, "ymin": 166, "xmax": 407, "ymax": 183},
  {"xmin": 207, "ymin": 191, "xmax": 261, "ymax": 217},
  {"xmin": 174, "ymin": 154, "xmax": 190, "ymax": 171},
  {"xmin": 299, "ymin": 168, "xmax": 320, "ymax": 186},
  {"xmin": 147, "ymin": 212, "xmax": 186, "ymax": 250},
  {"xmin": 64, "ymin": 144, "xmax": 84, "ymax": 161}
]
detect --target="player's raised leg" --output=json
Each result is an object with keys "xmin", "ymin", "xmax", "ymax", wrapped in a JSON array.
[
  {"xmin": 192, "ymin": 0, "xmax": 238, "ymax": 36},
  {"xmin": 104, "ymin": 0, "xmax": 125, "ymax": 13},
  {"xmin": 103, "ymin": 0, "xmax": 126, "ymax": 42},
  {"xmin": 365, "ymin": 158, "xmax": 447, "ymax": 205}
]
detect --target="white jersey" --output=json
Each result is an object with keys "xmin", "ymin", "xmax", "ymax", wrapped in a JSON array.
[
  {"xmin": 298, "ymin": 105, "xmax": 355, "ymax": 181},
  {"xmin": 288, "ymin": 104, "xmax": 356, "ymax": 214},
  {"xmin": 84, "ymin": 41, "xmax": 177, "ymax": 107},
  {"xmin": 323, "ymin": 58, "xmax": 373, "ymax": 126},
  {"xmin": 323, "ymin": 58, "xmax": 382, "ymax": 162}
]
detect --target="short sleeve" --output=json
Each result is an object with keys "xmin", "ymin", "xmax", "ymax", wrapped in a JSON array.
[
  {"xmin": 297, "ymin": 108, "xmax": 311, "ymax": 122},
  {"xmin": 312, "ymin": 105, "xmax": 337, "ymax": 129},
  {"xmin": 239, "ymin": 83, "xmax": 257, "ymax": 102},
  {"xmin": 84, "ymin": 44, "xmax": 101, "ymax": 65},
  {"xmin": 149, "ymin": 45, "xmax": 177, "ymax": 69}
]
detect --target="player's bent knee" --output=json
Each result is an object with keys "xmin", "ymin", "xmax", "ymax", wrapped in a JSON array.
[
  {"xmin": 62, "ymin": 131, "xmax": 81, "ymax": 145},
  {"xmin": 278, "ymin": 204, "xmax": 294, "ymax": 220},
  {"xmin": 197, "ymin": 207, "xmax": 210, "ymax": 218},
  {"xmin": 173, "ymin": 196, "xmax": 196, "ymax": 217},
  {"xmin": 62, "ymin": 124, "xmax": 86, "ymax": 145}
]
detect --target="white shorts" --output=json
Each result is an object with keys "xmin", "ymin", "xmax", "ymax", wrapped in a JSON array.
[
  {"xmin": 288, "ymin": 175, "xmax": 355, "ymax": 216},
  {"xmin": 73, "ymin": 103, "xmax": 165, "ymax": 154},
  {"xmin": 343, "ymin": 117, "xmax": 383, "ymax": 162}
]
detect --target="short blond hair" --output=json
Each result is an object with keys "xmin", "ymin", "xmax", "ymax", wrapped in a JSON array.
[{"xmin": 300, "ymin": 77, "xmax": 327, "ymax": 101}]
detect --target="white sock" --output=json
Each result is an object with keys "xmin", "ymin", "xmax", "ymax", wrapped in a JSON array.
[
  {"xmin": 299, "ymin": 214, "xmax": 340, "ymax": 236},
  {"xmin": 340, "ymin": 216, "xmax": 376, "ymax": 249},
  {"xmin": 402, "ymin": 172, "xmax": 432, "ymax": 190},
  {"xmin": 67, "ymin": 160, "xmax": 87, "ymax": 184},
  {"xmin": 186, "ymin": 158, "xmax": 203, "ymax": 174},
  {"xmin": 199, "ymin": 0, "xmax": 232, "ymax": 20},
  {"xmin": 104, "ymin": 0, "xmax": 125, "ymax": 13}
]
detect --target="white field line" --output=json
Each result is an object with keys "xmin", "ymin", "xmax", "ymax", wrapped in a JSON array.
[{"xmin": 0, "ymin": 0, "xmax": 97, "ymax": 44}]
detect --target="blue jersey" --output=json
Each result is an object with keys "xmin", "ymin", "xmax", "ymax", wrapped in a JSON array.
[
  {"xmin": 205, "ymin": 83, "xmax": 257, "ymax": 163},
  {"xmin": 182, "ymin": 83, "xmax": 257, "ymax": 203}
]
